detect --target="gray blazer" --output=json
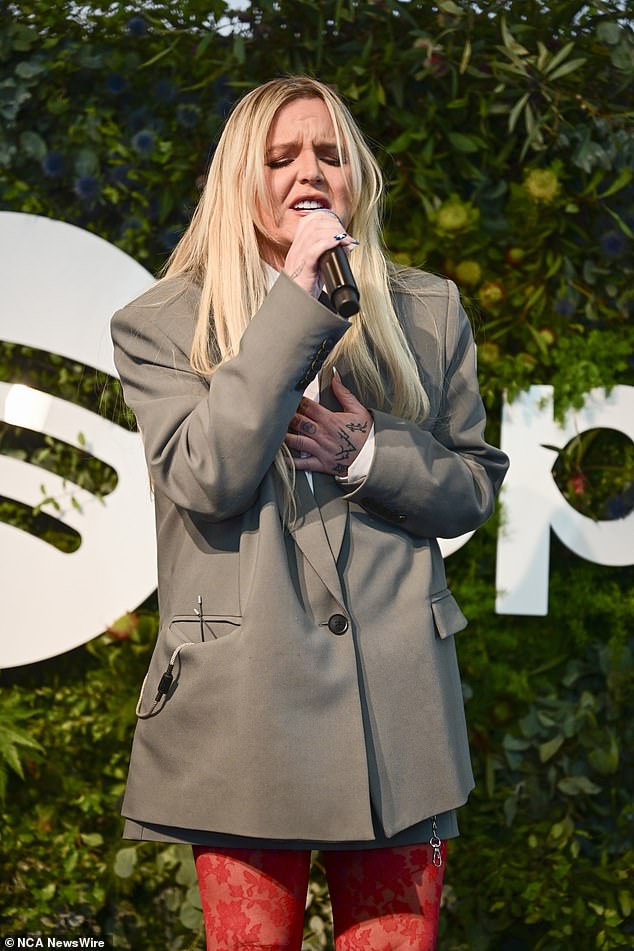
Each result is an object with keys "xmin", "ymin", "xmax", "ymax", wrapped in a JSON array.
[{"xmin": 111, "ymin": 268, "xmax": 508, "ymax": 842}]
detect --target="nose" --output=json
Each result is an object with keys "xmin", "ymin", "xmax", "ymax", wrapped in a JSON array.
[{"xmin": 297, "ymin": 148, "xmax": 323, "ymax": 184}]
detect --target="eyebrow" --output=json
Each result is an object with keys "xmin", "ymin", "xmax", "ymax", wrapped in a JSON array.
[{"xmin": 265, "ymin": 140, "xmax": 340, "ymax": 155}]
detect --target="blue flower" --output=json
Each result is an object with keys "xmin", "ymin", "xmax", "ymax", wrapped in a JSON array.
[
  {"xmin": 154, "ymin": 79, "xmax": 178, "ymax": 103},
  {"xmin": 120, "ymin": 216, "xmax": 143, "ymax": 235},
  {"xmin": 176, "ymin": 104, "xmax": 200, "ymax": 129},
  {"xmin": 605, "ymin": 495, "xmax": 630, "ymax": 519},
  {"xmin": 554, "ymin": 294, "xmax": 577, "ymax": 317},
  {"xmin": 213, "ymin": 75, "xmax": 235, "ymax": 117},
  {"xmin": 127, "ymin": 16, "xmax": 148, "ymax": 37},
  {"xmin": 42, "ymin": 152, "xmax": 64, "ymax": 177},
  {"xmin": 111, "ymin": 164, "xmax": 133, "ymax": 186},
  {"xmin": 132, "ymin": 129, "xmax": 156, "ymax": 155},
  {"xmin": 599, "ymin": 229, "xmax": 629, "ymax": 259},
  {"xmin": 127, "ymin": 107, "xmax": 150, "ymax": 132},
  {"xmin": 159, "ymin": 227, "xmax": 183, "ymax": 250},
  {"xmin": 106, "ymin": 73, "xmax": 126, "ymax": 94},
  {"xmin": 74, "ymin": 176, "xmax": 100, "ymax": 200}
]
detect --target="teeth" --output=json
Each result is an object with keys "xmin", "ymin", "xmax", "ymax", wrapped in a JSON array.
[{"xmin": 293, "ymin": 200, "xmax": 326, "ymax": 210}]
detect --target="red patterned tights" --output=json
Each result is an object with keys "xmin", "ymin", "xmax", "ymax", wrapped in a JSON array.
[{"xmin": 193, "ymin": 841, "xmax": 447, "ymax": 950}]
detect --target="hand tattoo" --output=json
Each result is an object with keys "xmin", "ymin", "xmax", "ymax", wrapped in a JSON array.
[
  {"xmin": 301, "ymin": 420, "xmax": 317, "ymax": 435},
  {"xmin": 346, "ymin": 421, "xmax": 368, "ymax": 433},
  {"xmin": 335, "ymin": 427, "xmax": 356, "ymax": 462},
  {"xmin": 333, "ymin": 463, "xmax": 348, "ymax": 476}
]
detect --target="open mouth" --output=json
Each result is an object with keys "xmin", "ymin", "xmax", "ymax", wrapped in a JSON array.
[{"xmin": 291, "ymin": 199, "xmax": 330, "ymax": 211}]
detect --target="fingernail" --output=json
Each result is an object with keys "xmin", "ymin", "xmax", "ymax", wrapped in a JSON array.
[{"xmin": 349, "ymin": 239, "xmax": 360, "ymax": 245}]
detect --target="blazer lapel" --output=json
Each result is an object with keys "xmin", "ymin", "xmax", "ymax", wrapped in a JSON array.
[
  {"xmin": 290, "ymin": 469, "xmax": 346, "ymax": 607},
  {"xmin": 313, "ymin": 367, "xmax": 351, "ymax": 563}
]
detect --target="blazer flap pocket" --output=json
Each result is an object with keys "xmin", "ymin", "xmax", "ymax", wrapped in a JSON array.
[{"xmin": 430, "ymin": 588, "xmax": 468, "ymax": 639}]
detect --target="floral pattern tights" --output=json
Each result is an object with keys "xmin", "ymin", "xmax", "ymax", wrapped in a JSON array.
[{"xmin": 193, "ymin": 840, "xmax": 447, "ymax": 950}]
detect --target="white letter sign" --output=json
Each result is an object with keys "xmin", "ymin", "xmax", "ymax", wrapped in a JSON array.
[
  {"xmin": 496, "ymin": 385, "xmax": 634, "ymax": 616},
  {"xmin": 0, "ymin": 212, "xmax": 156, "ymax": 668}
]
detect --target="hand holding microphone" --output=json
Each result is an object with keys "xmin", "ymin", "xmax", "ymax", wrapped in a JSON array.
[
  {"xmin": 320, "ymin": 242, "xmax": 360, "ymax": 318},
  {"xmin": 283, "ymin": 209, "xmax": 360, "ymax": 317}
]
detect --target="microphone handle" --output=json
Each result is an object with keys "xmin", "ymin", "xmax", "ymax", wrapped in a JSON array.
[{"xmin": 320, "ymin": 245, "xmax": 360, "ymax": 318}]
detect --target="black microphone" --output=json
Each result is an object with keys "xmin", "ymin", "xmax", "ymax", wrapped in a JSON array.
[{"xmin": 320, "ymin": 245, "xmax": 360, "ymax": 318}]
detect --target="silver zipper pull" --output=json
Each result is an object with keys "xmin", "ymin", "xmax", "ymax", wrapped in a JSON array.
[
  {"xmin": 196, "ymin": 594, "xmax": 205, "ymax": 641},
  {"xmin": 429, "ymin": 815, "xmax": 443, "ymax": 868}
]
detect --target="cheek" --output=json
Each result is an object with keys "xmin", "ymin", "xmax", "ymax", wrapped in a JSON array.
[{"xmin": 335, "ymin": 175, "xmax": 353, "ymax": 225}]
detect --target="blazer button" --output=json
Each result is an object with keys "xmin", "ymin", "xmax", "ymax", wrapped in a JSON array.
[{"xmin": 328, "ymin": 614, "xmax": 349, "ymax": 635}]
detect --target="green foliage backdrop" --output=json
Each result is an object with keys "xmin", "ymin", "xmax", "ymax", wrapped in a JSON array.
[{"xmin": 0, "ymin": 1, "xmax": 632, "ymax": 949}]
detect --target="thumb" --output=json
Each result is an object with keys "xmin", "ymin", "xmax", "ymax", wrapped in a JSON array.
[{"xmin": 331, "ymin": 371, "xmax": 361, "ymax": 409}]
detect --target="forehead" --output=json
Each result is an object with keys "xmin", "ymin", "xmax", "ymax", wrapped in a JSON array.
[{"xmin": 267, "ymin": 97, "xmax": 335, "ymax": 143}]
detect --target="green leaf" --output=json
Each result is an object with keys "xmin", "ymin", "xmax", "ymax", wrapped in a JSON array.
[
  {"xmin": 557, "ymin": 775, "xmax": 601, "ymax": 796},
  {"xmin": 596, "ymin": 22, "xmax": 621, "ymax": 46},
  {"xmin": 508, "ymin": 92, "xmax": 529, "ymax": 133},
  {"xmin": 611, "ymin": 42, "xmax": 634, "ymax": 70},
  {"xmin": 543, "ymin": 41, "xmax": 575, "ymax": 75},
  {"xmin": 598, "ymin": 167, "xmax": 633, "ymax": 199},
  {"xmin": 618, "ymin": 890, "xmax": 632, "ymax": 917},
  {"xmin": 75, "ymin": 148, "xmax": 99, "ymax": 177},
  {"xmin": 10, "ymin": 25, "xmax": 37, "ymax": 52},
  {"xmin": 233, "ymin": 34, "xmax": 245, "ymax": 65},
  {"xmin": 459, "ymin": 38, "xmax": 471, "ymax": 74},
  {"xmin": 80, "ymin": 832, "xmax": 104, "ymax": 848},
  {"xmin": 503, "ymin": 734, "xmax": 531, "ymax": 751},
  {"xmin": 536, "ymin": 41, "xmax": 550, "ymax": 72},
  {"xmin": 438, "ymin": 0, "xmax": 463, "ymax": 13},
  {"xmin": 588, "ymin": 731, "xmax": 619, "ymax": 775},
  {"xmin": 140, "ymin": 43, "xmax": 177, "ymax": 70},
  {"xmin": 500, "ymin": 17, "xmax": 529, "ymax": 56},
  {"xmin": 447, "ymin": 131, "xmax": 480, "ymax": 153},
  {"xmin": 604, "ymin": 206, "xmax": 634, "ymax": 238},
  {"xmin": 503, "ymin": 793, "xmax": 518, "ymax": 826},
  {"xmin": 186, "ymin": 884, "xmax": 203, "ymax": 910},
  {"xmin": 550, "ymin": 816, "xmax": 575, "ymax": 844},
  {"xmin": 15, "ymin": 60, "xmax": 47, "ymax": 79},
  {"xmin": 539, "ymin": 734, "xmax": 564, "ymax": 762},
  {"xmin": 19, "ymin": 131, "xmax": 47, "ymax": 161},
  {"xmin": 0, "ymin": 78, "xmax": 32, "ymax": 121},
  {"xmin": 549, "ymin": 58, "xmax": 586, "ymax": 81},
  {"xmin": 114, "ymin": 846, "xmax": 138, "ymax": 878},
  {"xmin": 179, "ymin": 901, "xmax": 202, "ymax": 930}
]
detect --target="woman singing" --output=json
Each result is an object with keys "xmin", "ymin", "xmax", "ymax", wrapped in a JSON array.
[{"xmin": 111, "ymin": 75, "xmax": 508, "ymax": 951}]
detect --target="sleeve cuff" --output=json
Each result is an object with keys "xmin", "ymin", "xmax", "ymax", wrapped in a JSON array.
[{"xmin": 337, "ymin": 424, "xmax": 375, "ymax": 485}]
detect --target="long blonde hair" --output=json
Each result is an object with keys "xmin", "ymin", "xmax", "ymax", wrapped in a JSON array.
[{"xmin": 164, "ymin": 76, "xmax": 430, "ymax": 519}]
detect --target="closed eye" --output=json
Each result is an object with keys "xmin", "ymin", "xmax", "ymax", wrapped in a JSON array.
[{"xmin": 266, "ymin": 154, "xmax": 344, "ymax": 169}]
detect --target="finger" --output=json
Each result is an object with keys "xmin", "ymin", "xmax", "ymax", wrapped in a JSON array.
[
  {"xmin": 289, "ymin": 413, "xmax": 319, "ymax": 436},
  {"xmin": 285, "ymin": 432, "xmax": 320, "ymax": 457},
  {"xmin": 297, "ymin": 399, "xmax": 333, "ymax": 423},
  {"xmin": 307, "ymin": 207, "xmax": 345, "ymax": 228},
  {"xmin": 291, "ymin": 455, "xmax": 330, "ymax": 473},
  {"xmin": 330, "ymin": 373, "xmax": 363, "ymax": 409},
  {"xmin": 295, "ymin": 211, "xmax": 357, "ymax": 249}
]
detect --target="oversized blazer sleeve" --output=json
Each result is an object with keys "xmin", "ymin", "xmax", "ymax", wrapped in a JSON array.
[
  {"xmin": 111, "ymin": 271, "xmax": 351, "ymax": 520},
  {"xmin": 344, "ymin": 274, "xmax": 509, "ymax": 539}
]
